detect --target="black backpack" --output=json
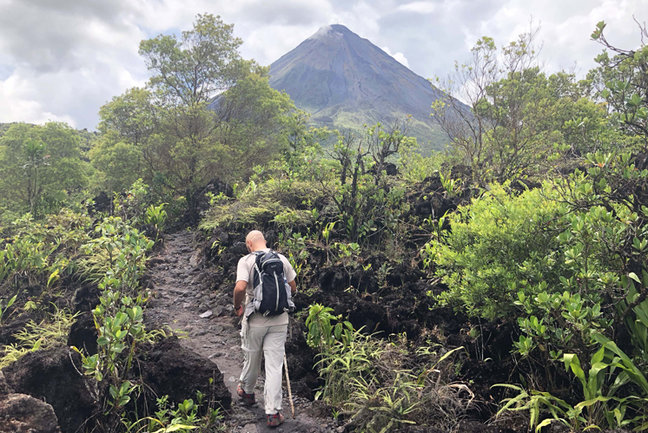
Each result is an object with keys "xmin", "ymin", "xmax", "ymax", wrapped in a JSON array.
[{"xmin": 252, "ymin": 250, "xmax": 293, "ymax": 316}]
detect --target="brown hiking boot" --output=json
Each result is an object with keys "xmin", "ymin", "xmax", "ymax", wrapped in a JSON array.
[
  {"xmin": 237, "ymin": 383, "xmax": 255, "ymax": 406},
  {"xmin": 267, "ymin": 412, "xmax": 284, "ymax": 427}
]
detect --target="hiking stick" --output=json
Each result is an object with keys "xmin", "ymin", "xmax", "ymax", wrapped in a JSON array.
[{"xmin": 284, "ymin": 354, "xmax": 295, "ymax": 418}]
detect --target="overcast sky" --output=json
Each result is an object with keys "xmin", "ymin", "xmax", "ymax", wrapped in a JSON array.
[{"xmin": 0, "ymin": 0, "xmax": 644, "ymax": 130}]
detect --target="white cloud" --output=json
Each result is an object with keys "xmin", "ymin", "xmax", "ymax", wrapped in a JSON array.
[
  {"xmin": 0, "ymin": 0, "xmax": 150, "ymax": 128},
  {"xmin": 397, "ymin": 2, "xmax": 437, "ymax": 14},
  {"xmin": 0, "ymin": 72, "xmax": 75, "ymax": 125},
  {"xmin": 244, "ymin": 25, "xmax": 317, "ymax": 66},
  {"xmin": 392, "ymin": 52, "xmax": 410, "ymax": 68},
  {"xmin": 381, "ymin": 46, "xmax": 410, "ymax": 68}
]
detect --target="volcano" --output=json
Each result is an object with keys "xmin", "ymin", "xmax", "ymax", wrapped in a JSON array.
[{"xmin": 268, "ymin": 24, "xmax": 456, "ymax": 152}]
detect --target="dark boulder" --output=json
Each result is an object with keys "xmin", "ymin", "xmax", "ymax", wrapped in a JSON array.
[
  {"xmin": 139, "ymin": 337, "xmax": 232, "ymax": 412},
  {"xmin": 71, "ymin": 284, "xmax": 100, "ymax": 313},
  {"xmin": 2, "ymin": 345, "xmax": 94, "ymax": 433},
  {"xmin": 67, "ymin": 311, "xmax": 98, "ymax": 355},
  {"xmin": 0, "ymin": 371, "xmax": 11, "ymax": 396},
  {"xmin": 348, "ymin": 298, "xmax": 388, "ymax": 334},
  {"xmin": 0, "ymin": 393, "xmax": 61, "ymax": 433},
  {"xmin": 406, "ymin": 172, "xmax": 466, "ymax": 227},
  {"xmin": 90, "ymin": 191, "xmax": 112, "ymax": 215},
  {"xmin": 318, "ymin": 266, "xmax": 350, "ymax": 293}
]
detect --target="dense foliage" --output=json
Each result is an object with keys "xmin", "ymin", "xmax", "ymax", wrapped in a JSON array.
[{"xmin": 0, "ymin": 122, "xmax": 90, "ymax": 218}]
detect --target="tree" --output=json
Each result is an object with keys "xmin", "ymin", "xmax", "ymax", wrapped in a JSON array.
[
  {"xmin": 0, "ymin": 122, "xmax": 88, "ymax": 216},
  {"xmin": 214, "ymin": 66, "xmax": 296, "ymax": 181},
  {"xmin": 433, "ymin": 31, "xmax": 539, "ymax": 182},
  {"xmin": 139, "ymin": 13, "xmax": 243, "ymax": 109},
  {"xmin": 92, "ymin": 88, "xmax": 155, "ymax": 193},
  {"xmin": 591, "ymin": 20, "xmax": 648, "ymax": 147},
  {"xmin": 481, "ymin": 68, "xmax": 614, "ymax": 180},
  {"xmin": 135, "ymin": 14, "xmax": 250, "ymax": 221},
  {"xmin": 94, "ymin": 13, "xmax": 299, "ymax": 222},
  {"xmin": 89, "ymin": 136, "xmax": 143, "ymax": 194},
  {"xmin": 433, "ymin": 30, "xmax": 610, "ymax": 184},
  {"xmin": 98, "ymin": 87, "xmax": 155, "ymax": 148}
]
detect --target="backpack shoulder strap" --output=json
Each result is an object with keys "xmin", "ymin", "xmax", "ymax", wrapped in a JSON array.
[{"xmin": 253, "ymin": 251, "xmax": 265, "ymax": 276}]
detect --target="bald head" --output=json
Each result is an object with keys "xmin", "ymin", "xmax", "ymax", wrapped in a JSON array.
[{"xmin": 245, "ymin": 230, "xmax": 266, "ymax": 252}]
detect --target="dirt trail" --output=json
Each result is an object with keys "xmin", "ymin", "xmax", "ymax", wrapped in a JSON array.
[{"xmin": 145, "ymin": 231, "xmax": 338, "ymax": 433}]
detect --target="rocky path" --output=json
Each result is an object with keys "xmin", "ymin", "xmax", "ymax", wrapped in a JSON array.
[{"xmin": 144, "ymin": 231, "xmax": 338, "ymax": 433}]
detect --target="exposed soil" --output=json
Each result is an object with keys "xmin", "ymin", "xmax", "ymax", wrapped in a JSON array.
[{"xmin": 144, "ymin": 231, "xmax": 340, "ymax": 433}]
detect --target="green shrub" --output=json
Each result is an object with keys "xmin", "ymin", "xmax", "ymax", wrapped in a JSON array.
[
  {"xmin": 75, "ymin": 215, "xmax": 161, "ymax": 431},
  {"xmin": 144, "ymin": 203, "xmax": 167, "ymax": 245},
  {"xmin": 427, "ymin": 182, "xmax": 569, "ymax": 320},
  {"xmin": 0, "ymin": 306, "xmax": 79, "ymax": 368},
  {"xmin": 199, "ymin": 177, "xmax": 326, "ymax": 231},
  {"xmin": 427, "ymin": 157, "xmax": 648, "ymax": 364},
  {"xmin": 306, "ymin": 304, "xmax": 472, "ymax": 432},
  {"xmin": 496, "ymin": 333, "xmax": 648, "ymax": 432},
  {"xmin": 480, "ymin": 152, "xmax": 648, "ymax": 431},
  {"xmin": 124, "ymin": 393, "xmax": 224, "ymax": 433},
  {"xmin": 0, "ymin": 209, "xmax": 91, "ymax": 293}
]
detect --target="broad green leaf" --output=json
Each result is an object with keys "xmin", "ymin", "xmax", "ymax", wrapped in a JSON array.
[{"xmin": 628, "ymin": 272, "xmax": 641, "ymax": 284}]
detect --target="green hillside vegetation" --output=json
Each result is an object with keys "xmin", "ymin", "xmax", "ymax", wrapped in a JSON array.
[
  {"xmin": 0, "ymin": 123, "xmax": 12, "ymax": 136},
  {"xmin": 321, "ymin": 108, "xmax": 449, "ymax": 155},
  {"xmin": 1, "ymin": 14, "xmax": 648, "ymax": 432}
]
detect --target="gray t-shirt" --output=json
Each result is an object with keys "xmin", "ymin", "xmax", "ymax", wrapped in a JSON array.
[{"xmin": 236, "ymin": 248, "xmax": 296, "ymax": 327}]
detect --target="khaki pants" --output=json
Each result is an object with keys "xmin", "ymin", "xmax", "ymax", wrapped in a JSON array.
[{"xmin": 239, "ymin": 320, "xmax": 287, "ymax": 415}]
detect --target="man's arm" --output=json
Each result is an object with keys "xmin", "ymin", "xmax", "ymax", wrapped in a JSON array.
[
  {"xmin": 233, "ymin": 280, "xmax": 247, "ymax": 316},
  {"xmin": 287, "ymin": 279, "xmax": 297, "ymax": 295}
]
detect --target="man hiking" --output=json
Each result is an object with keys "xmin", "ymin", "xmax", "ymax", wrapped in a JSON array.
[{"xmin": 233, "ymin": 230, "xmax": 297, "ymax": 427}]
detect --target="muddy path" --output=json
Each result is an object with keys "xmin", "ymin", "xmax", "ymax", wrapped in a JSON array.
[{"xmin": 144, "ymin": 231, "xmax": 339, "ymax": 433}]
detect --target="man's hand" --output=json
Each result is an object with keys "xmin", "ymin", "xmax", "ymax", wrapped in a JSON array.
[{"xmin": 233, "ymin": 280, "xmax": 247, "ymax": 317}]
